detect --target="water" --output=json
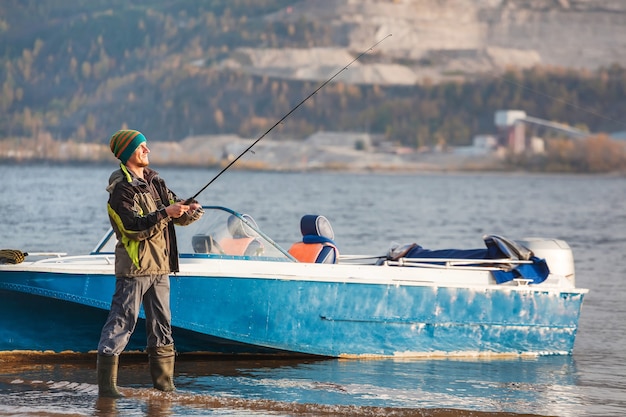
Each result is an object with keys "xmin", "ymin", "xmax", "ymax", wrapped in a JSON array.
[{"xmin": 1, "ymin": 164, "xmax": 625, "ymax": 416}]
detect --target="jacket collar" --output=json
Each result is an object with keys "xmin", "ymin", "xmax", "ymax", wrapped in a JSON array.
[
  {"xmin": 120, "ymin": 163, "xmax": 159, "ymax": 183},
  {"xmin": 106, "ymin": 164, "xmax": 159, "ymax": 194}
]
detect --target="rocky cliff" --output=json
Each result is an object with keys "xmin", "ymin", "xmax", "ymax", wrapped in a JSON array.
[{"xmin": 222, "ymin": 0, "xmax": 626, "ymax": 85}]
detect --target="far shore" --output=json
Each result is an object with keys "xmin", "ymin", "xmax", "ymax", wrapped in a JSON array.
[
  {"xmin": 2, "ymin": 134, "xmax": 625, "ymax": 175},
  {"xmin": 0, "ymin": 135, "xmax": 509, "ymax": 173}
]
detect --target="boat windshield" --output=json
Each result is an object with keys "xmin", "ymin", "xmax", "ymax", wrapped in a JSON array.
[
  {"xmin": 93, "ymin": 206, "xmax": 293, "ymax": 261},
  {"xmin": 176, "ymin": 206, "xmax": 293, "ymax": 260}
]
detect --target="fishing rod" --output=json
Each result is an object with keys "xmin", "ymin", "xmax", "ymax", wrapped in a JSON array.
[{"xmin": 184, "ymin": 34, "xmax": 392, "ymax": 204}]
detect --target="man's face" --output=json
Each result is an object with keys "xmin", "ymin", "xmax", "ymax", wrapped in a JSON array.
[{"xmin": 127, "ymin": 142, "xmax": 150, "ymax": 168}]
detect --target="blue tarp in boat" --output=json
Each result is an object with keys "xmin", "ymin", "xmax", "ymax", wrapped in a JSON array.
[{"xmin": 395, "ymin": 235, "xmax": 550, "ymax": 284}]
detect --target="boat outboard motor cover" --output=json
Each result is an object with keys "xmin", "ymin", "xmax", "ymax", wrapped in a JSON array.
[{"xmin": 516, "ymin": 238, "xmax": 576, "ymax": 285}]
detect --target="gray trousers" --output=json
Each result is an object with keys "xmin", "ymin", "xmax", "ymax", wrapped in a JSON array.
[{"xmin": 98, "ymin": 274, "xmax": 174, "ymax": 356}]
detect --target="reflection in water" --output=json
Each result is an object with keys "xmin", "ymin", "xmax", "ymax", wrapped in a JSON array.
[
  {"xmin": 0, "ymin": 354, "xmax": 584, "ymax": 417},
  {"xmin": 176, "ymin": 356, "xmax": 584, "ymax": 416},
  {"xmin": 94, "ymin": 397, "xmax": 119, "ymax": 417}
]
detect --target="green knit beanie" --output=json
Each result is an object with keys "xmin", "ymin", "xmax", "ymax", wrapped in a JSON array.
[{"xmin": 109, "ymin": 130, "xmax": 146, "ymax": 164}]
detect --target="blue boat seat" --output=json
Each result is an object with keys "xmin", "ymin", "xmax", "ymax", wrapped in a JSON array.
[{"xmin": 288, "ymin": 215, "xmax": 339, "ymax": 264}]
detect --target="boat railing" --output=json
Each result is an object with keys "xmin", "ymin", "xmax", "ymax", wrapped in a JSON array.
[
  {"xmin": 31, "ymin": 254, "xmax": 115, "ymax": 265},
  {"xmin": 24, "ymin": 252, "xmax": 68, "ymax": 258},
  {"xmin": 176, "ymin": 253, "xmax": 533, "ymax": 273},
  {"xmin": 383, "ymin": 257, "xmax": 534, "ymax": 271},
  {"xmin": 338, "ymin": 255, "xmax": 385, "ymax": 265},
  {"xmin": 338, "ymin": 255, "xmax": 534, "ymax": 270}
]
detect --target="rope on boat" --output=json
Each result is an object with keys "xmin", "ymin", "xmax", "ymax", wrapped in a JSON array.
[{"xmin": 0, "ymin": 249, "xmax": 27, "ymax": 264}]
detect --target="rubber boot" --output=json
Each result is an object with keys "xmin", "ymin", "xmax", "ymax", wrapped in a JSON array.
[
  {"xmin": 97, "ymin": 354, "xmax": 124, "ymax": 398},
  {"xmin": 147, "ymin": 344, "xmax": 176, "ymax": 392}
]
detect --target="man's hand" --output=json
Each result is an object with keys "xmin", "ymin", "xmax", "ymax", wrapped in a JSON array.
[
  {"xmin": 189, "ymin": 203, "xmax": 204, "ymax": 220},
  {"xmin": 165, "ymin": 202, "xmax": 190, "ymax": 218}
]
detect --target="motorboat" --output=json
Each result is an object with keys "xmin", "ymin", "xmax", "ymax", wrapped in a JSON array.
[{"xmin": 0, "ymin": 206, "xmax": 588, "ymax": 357}]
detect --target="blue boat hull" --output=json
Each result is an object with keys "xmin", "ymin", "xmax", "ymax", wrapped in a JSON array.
[
  {"xmin": 171, "ymin": 275, "xmax": 584, "ymax": 357},
  {"xmin": 0, "ymin": 288, "xmax": 290, "ymax": 355},
  {"xmin": 0, "ymin": 268, "xmax": 585, "ymax": 356}
]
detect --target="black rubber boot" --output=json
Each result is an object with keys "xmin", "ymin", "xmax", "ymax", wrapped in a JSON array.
[
  {"xmin": 147, "ymin": 344, "xmax": 176, "ymax": 392},
  {"xmin": 97, "ymin": 354, "xmax": 124, "ymax": 398}
]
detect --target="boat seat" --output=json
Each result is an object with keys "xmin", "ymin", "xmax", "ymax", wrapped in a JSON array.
[
  {"xmin": 219, "ymin": 214, "xmax": 263, "ymax": 256},
  {"xmin": 192, "ymin": 234, "xmax": 216, "ymax": 254},
  {"xmin": 288, "ymin": 214, "xmax": 339, "ymax": 264}
]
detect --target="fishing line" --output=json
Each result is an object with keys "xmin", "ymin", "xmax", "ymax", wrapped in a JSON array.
[{"xmin": 185, "ymin": 34, "xmax": 392, "ymax": 204}]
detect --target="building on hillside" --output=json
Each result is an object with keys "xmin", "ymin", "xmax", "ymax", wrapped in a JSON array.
[
  {"xmin": 495, "ymin": 110, "xmax": 529, "ymax": 154},
  {"xmin": 494, "ymin": 110, "xmax": 587, "ymax": 154}
]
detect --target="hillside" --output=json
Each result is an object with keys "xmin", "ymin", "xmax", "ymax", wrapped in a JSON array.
[
  {"xmin": 0, "ymin": 0, "xmax": 625, "ymax": 150},
  {"xmin": 240, "ymin": 0, "xmax": 626, "ymax": 85}
]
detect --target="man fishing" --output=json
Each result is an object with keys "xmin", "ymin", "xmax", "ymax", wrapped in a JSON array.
[
  {"xmin": 93, "ymin": 37, "xmax": 390, "ymax": 397},
  {"xmin": 97, "ymin": 129, "xmax": 203, "ymax": 397}
]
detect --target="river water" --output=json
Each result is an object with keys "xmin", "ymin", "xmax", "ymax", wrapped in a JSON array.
[{"xmin": 0, "ymin": 164, "xmax": 624, "ymax": 416}]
